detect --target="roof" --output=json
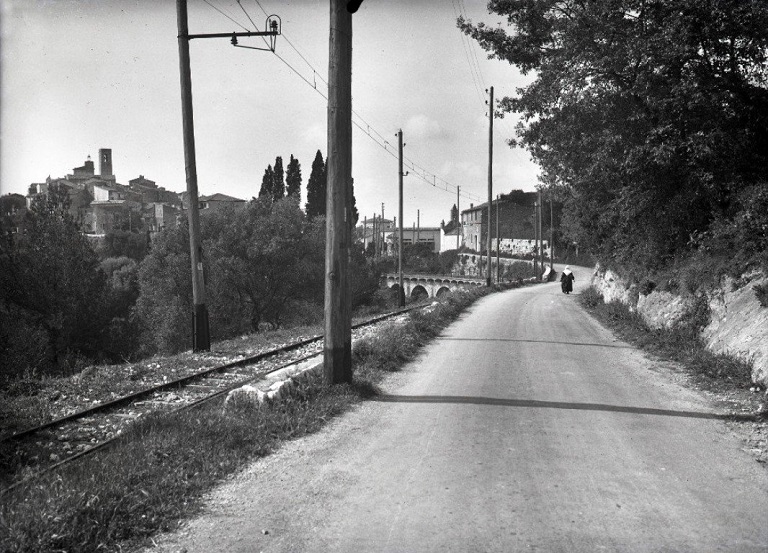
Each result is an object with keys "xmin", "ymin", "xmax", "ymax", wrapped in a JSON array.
[{"xmin": 200, "ymin": 193, "xmax": 246, "ymax": 203}]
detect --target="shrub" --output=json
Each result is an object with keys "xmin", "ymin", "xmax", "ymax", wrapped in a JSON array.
[
  {"xmin": 580, "ymin": 286, "xmax": 603, "ymax": 308},
  {"xmin": 754, "ymin": 282, "xmax": 768, "ymax": 308}
]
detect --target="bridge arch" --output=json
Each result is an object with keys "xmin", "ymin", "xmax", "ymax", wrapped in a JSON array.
[
  {"xmin": 383, "ymin": 274, "xmax": 485, "ymax": 299},
  {"xmin": 411, "ymin": 285, "xmax": 429, "ymax": 300}
]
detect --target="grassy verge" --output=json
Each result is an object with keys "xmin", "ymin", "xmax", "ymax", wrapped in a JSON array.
[
  {"xmin": 0, "ymin": 284, "xmax": 517, "ymax": 553},
  {"xmin": 578, "ymin": 286, "xmax": 754, "ymax": 391}
]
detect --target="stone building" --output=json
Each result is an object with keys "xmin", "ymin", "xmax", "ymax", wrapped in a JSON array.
[
  {"xmin": 460, "ymin": 191, "xmax": 540, "ymax": 253},
  {"xmin": 25, "ymin": 148, "xmax": 184, "ymax": 234}
]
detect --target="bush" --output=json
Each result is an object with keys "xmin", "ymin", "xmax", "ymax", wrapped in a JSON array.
[
  {"xmin": 754, "ymin": 282, "xmax": 768, "ymax": 308},
  {"xmin": 503, "ymin": 261, "xmax": 535, "ymax": 281},
  {"xmin": 580, "ymin": 286, "xmax": 604, "ymax": 308}
]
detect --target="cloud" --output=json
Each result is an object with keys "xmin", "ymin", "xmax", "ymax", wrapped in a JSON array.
[{"xmin": 404, "ymin": 114, "xmax": 450, "ymax": 141}]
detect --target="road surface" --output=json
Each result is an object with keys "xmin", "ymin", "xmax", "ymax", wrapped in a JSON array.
[{"xmin": 150, "ymin": 272, "xmax": 768, "ymax": 552}]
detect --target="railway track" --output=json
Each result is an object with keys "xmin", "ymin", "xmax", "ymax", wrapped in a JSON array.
[{"xmin": 1, "ymin": 306, "xmax": 417, "ymax": 495}]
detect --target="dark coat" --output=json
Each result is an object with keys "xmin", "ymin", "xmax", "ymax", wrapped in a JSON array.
[{"xmin": 560, "ymin": 271, "xmax": 575, "ymax": 293}]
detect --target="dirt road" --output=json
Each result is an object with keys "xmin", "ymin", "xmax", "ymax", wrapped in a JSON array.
[{"xmin": 149, "ymin": 275, "xmax": 768, "ymax": 552}]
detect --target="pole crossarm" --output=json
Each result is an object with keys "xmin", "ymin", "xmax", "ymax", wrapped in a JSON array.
[{"xmin": 183, "ymin": 31, "xmax": 279, "ymax": 39}]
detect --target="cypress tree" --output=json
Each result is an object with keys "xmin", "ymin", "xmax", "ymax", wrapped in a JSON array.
[
  {"xmin": 272, "ymin": 156, "xmax": 285, "ymax": 201},
  {"xmin": 305, "ymin": 150, "xmax": 326, "ymax": 218},
  {"xmin": 259, "ymin": 165, "xmax": 274, "ymax": 200},
  {"xmin": 286, "ymin": 155, "xmax": 302, "ymax": 199}
]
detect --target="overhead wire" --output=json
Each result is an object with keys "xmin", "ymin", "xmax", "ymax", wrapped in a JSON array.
[
  {"xmin": 201, "ymin": 0, "xmax": 250, "ymax": 32},
  {"xmin": 202, "ymin": 0, "xmax": 487, "ymax": 205}
]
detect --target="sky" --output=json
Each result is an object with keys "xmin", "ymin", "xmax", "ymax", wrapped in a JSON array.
[{"xmin": 1, "ymin": 0, "xmax": 541, "ymax": 227}]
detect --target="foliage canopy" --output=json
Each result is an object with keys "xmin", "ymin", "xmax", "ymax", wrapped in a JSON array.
[{"xmin": 460, "ymin": 0, "xmax": 768, "ymax": 271}]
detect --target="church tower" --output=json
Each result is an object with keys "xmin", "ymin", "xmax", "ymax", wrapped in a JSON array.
[{"xmin": 99, "ymin": 148, "xmax": 115, "ymax": 181}]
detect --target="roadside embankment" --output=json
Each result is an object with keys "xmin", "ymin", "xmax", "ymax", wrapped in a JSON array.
[{"xmin": 591, "ymin": 265, "xmax": 768, "ymax": 386}]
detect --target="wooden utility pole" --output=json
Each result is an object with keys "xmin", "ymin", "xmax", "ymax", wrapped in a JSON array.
[
  {"xmin": 486, "ymin": 86, "xmax": 494, "ymax": 287},
  {"xmin": 533, "ymin": 202, "xmax": 541, "ymax": 276},
  {"xmin": 417, "ymin": 209, "xmax": 420, "ymax": 244},
  {"xmin": 538, "ymin": 190, "xmax": 543, "ymax": 280},
  {"xmin": 324, "ymin": 0, "xmax": 353, "ymax": 384},
  {"xmin": 397, "ymin": 129, "xmax": 405, "ymax": 307},
  {"xmin": 381, "ymin": 203, "xmax": 385, "ymax": 256},
  {"xmin": 496, "ymin": 195, "xmax": 500, "ymax": 283},
  {"xmin": 456, "ymin": 186, "xmax": 461, "ymax": 250},
  {"xmin": 176, "ymin": 0, "xmax": 210, "ymax": 352},
  {"xmin": 373, "ymin": 214, "xmax": 378, "ymax": 259},
  {"xmin": 176, "ymin": 0, "xmax": 279, "ymax": 352},
  {"xmin": 550, "ymin": 197, "xmax": 554, "ymax": 270}
]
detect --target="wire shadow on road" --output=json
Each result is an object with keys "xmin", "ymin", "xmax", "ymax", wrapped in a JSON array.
[
  {"xmin": 371, "ymin": 395, "xmax": 755, "ymax": 421},
  {"xmin": 435, "ymin": 337, "xmax": 634, "ymax": 349}
]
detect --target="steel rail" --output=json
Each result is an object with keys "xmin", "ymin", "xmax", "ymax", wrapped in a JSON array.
[
  {"xmin": 0, "ymin": 305, "xmax": 421, "ymax": 495},
  {"xmin": 2, "ymin": 306, "xmax": 417, "ymax": 444}
]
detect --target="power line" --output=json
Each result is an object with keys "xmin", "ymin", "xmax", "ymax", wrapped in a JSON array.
[
  {"xmin": 201, "ymin": 0, "xmax": 250, "ymax": 32},
  {"xmin": 236, "ymin": 0, "xmax": 259, "ymax": 31},
  {"xmin": 201, "ymin": 0, "xmax": 486, "ymax": 205},
  {"xmin": 451, "ymin": 0, "xmax": 485, "ymax": 106}
]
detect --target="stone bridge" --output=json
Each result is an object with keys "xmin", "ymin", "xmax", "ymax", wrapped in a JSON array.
[{"xmin": 383, "ymin": 273, "xmax": 485, "ymax": 299}]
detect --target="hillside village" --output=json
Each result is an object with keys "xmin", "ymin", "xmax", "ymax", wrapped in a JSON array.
[
  {"xmin": 3, "ymin": 148, "xmax": 554, "ymax": 260},
  {"xmin": 2, "ymin": 148, "xmax": 246, "ymax": 236}
]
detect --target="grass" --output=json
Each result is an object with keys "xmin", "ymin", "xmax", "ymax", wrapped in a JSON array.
[
  {"xmin": 578, "ymin": 285, "xmax": 754, "ymax": 389},
  {"xmin": 0, "ymin": 284, "xmax": 518, "ymax": 553}
]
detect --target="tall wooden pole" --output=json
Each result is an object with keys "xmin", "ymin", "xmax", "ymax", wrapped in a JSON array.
[
  {"xmin": 533, "ymin": 201, "xmax": 539, "ymax": 276},
  {"xmin": 456, "ymin": 185, "xmax": 461, "ymax": 250},
  {"xmin": 373, "ymin": 214, "xmax": 378, "ymax": 259},
  {"xmin": 176, "ymin": 0, "xmax": 210, "ymax": 352},
  {"xmin": 417, "ymin": 209, "xmax": 420, "ymax": 244},
  {"xmin": 550, "ymin": 197, "xmax": 555, "ymax": 270},
  {"xmin": 397, "ymin": 130, "xmax": 405, "ymax": 307},
  {"xmin": 324, "ymin": 0, "xmax": 352, "ymax": 384},
  {"xmin": 381, "ymin": 203, "xmax": 385, "ymax": 256},
  {"xmin": 486, "ymin": 86, "xmax": 494, "ymax": 287},
  {"xmin": 496, "ymin": 195, "xmax": 500, "ymax": 283},
  {"xmin": 538, "ymin": 190, "xmax": 543, "ymax": 280}
]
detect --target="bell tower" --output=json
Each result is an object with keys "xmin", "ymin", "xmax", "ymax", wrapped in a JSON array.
[{"xmin": 99, "ymin": 148, "xmax": 115, "ymax": 181}]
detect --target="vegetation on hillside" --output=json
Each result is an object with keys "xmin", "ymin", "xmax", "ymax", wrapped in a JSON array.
[
  {"xmin": 0, "ymin": 286, "xmax": 498, "ymax": 553},
  {"xmin": 460, "ymin": 0, "xmax": 768, "ymax": 280},
  {"xmin": 0, "ymin": 182, "xmax": 451, "ymax": 384}
]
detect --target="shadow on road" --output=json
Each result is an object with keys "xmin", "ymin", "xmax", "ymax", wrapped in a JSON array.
[
  {"xmin": 372, "ymin": 395, "xmax": 756, "ymax": 421},
  {"xmin": 435, "ymin": 337, "xmax": 634, "ymax": 349}
]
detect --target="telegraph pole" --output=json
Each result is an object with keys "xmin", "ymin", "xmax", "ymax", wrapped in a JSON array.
[
  {"xmin": 486, "ymin": 86, "xmax": 494, "ymax": 287},
  {"xmin": 456, "ymin": 186, "xmax": 461, "ymax": 250},
  {"xmin": 496, "ymin": 195, "xmax": 500, "ymax": 283},
  {"xmin": 550, "ymin": 196, "xmax": 554, "ymax": 270},
  {"xmin": 538, "ymin": 190, "xmax": 543, "ymax": 280},
  {"xmin": 533, "ymin": 201, "xmax": 539, "ymax": 276},
  {"xmin": 324, "ymin": 0, "xmax": 353, "ymax": 384},
  {"xmin": 417, "ymin": 209, "xmax": 420, "ymax": 244},
  {"xmin": 176, "ymin": 0, "xmax": 279, "ymax": 352},
  {"xmin": 397, "ymin": 129, "xmax": 405, "ymax": 307},
  {"xmin": 176, "ymin": 0, "xmax": 209, "ymax": 352}
]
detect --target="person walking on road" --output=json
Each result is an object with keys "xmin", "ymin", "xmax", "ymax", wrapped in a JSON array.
[{"xmin": 561, "ymin": 266, "xmax": 575, "ymax": 294}]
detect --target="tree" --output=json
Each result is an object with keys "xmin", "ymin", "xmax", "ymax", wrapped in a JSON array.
[
  {"xmin": 272, "ymin": 156, "xmax": 285, "ymax": 201},
  {"xmin": 0, "ymin": 184, "xmax": 111, "ymax": 372},
  {"xmin": 286, "ymin": 154, "xmax": 302, "ymax": 198},
  {"xmin": 135, "ymin": 221, "xmax": 193, "ymax": 354},
  {"xmin": 259, "ymin": 164, "xmax": 274, "ymax": 200},
  {"xmin": 460, "ymin": 0, "xmax": 768, "ymax": 271},
  {"xmin": 206, "ymin": 197, "xmax": 325, "ymax": 330},
  {"xmin": 305, "ymin": 150, "xmax": 327, "ymax": 218},
  {"xmin": 350, "ymin": 177, "xmax": 359, "ymax": 227}
]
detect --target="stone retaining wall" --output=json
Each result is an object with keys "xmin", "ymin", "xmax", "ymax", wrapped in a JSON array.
[{"xmin": 591, "ymin": 265, "xmax": 768, "ymax": 386}]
